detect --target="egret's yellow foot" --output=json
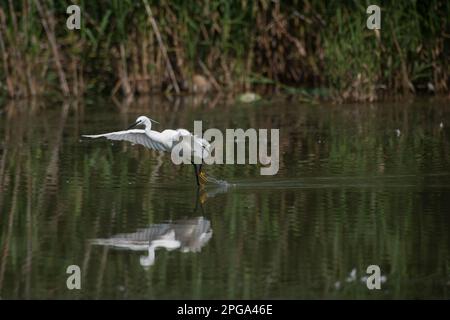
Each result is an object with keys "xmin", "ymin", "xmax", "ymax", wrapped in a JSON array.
[{"xmin": 199, "ymin": 171, "xmax": 208, "ymax": 186}]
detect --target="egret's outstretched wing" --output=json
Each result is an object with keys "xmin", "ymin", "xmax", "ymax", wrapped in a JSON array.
[{"xmin": 83, "ymin": 129, "xmax": 167, "ymax": 151}]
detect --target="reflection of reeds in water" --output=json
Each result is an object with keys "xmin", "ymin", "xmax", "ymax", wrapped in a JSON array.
[{"xmin": 0, "ymin": 98, "xmax": 449, "ymax": 298}]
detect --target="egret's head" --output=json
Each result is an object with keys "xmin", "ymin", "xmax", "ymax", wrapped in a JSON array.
[
  {"xmin": 135, "ymin": 116, "xmax": 148, "ymax": 124},
  {"xmin": 127, "ymin": 116, "xmax": 159, "ymax": 130}
]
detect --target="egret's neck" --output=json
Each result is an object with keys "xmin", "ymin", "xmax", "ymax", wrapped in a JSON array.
[{"xmin": 144, "ymin": 121, "xmax": 152, "ymax": 133}]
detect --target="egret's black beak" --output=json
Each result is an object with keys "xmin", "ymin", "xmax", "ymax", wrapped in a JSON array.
[{"xmin": 127, "ymin": 121, "xmax": 140, "ymax": 130}]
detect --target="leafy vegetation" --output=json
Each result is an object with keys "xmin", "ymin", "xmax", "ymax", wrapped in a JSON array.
[{"xmin": 0, "ymin": 0, "xmax": 448, "ymax": 101}]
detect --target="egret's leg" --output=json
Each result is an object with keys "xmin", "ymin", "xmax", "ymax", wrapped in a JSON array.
[{"xmin": 192, "ymin": 162, "xmax": 200, "ymax": 186}]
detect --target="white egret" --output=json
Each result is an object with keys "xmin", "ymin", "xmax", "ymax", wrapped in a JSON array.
[{"xmin": 82, "ymin": 116, "xmax": 210, "ymax": 186}]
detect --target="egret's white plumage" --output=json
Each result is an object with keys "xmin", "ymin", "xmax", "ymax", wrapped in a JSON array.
[{"xmin": 82, "ymin": 116, "xmax": 210, "ymax": 185}]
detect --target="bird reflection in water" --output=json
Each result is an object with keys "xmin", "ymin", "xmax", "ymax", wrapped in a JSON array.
[{"xmin": 90, "ymin": 186, "xmax": 228, "ymax": 268}]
